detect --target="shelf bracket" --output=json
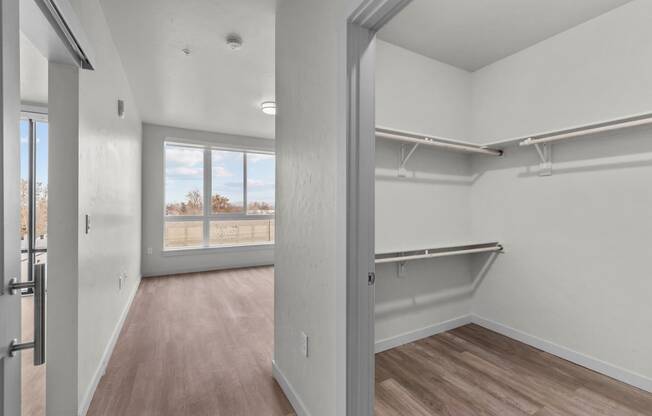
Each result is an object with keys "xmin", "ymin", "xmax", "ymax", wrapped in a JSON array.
[
  {"xmin": 533, "ymin": 142, "xmax": 552, "ymax": 176},
  {"xmin": 397, "ymin": 260, "xmax": 407, "ymax": 278},
  {"xmin": 398, "ymin": 143, "xmax": 419, "ymax": 177}
]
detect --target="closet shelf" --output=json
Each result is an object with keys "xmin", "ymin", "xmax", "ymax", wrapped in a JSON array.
[
  {"xmin": 375, "ymin": 242, "xmax": 503, "ymax": 264},
  {"xmin": 375, "ymin": 127, "xmax": 504, "ymax": 157},
  {"xmin": 484, "ymin": 111, "xmax": 652, "ymax": 148},
  {"xmin": 378, "ymin": 111, "xmax": 652, "ymax": 152}
]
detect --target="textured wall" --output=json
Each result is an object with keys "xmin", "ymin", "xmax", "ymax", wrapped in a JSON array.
[
  {"xmin": 375, "ymin": 40, "xmax": 475, "ymax": 344},
  {"xmin": 470, "ymin": 0, "xmax": 652, "ymax": 386}
]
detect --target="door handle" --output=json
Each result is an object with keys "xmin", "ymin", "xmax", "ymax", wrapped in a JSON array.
[{"xmin": 7, "ymin": 263, "xmax": 46, "ymax": 366}]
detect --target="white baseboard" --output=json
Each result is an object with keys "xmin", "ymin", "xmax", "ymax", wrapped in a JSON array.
[
  {"xmin": 375, "ymin": 315, "xmax": 472, "ymax": 353},
  {"xmin": 471, "ymin": 315, "xmax": 652, "ymax": 394},
  {"xmin": 272, "ymin": 360, "xmax": 310, "ymax": 416},
  {"xmin": 78, "ymin": 277, "xmax": 141, "ymax": 416},
  {"xmin": 143, "ymin": 261, "xmax": 274, "ymax": 278}
]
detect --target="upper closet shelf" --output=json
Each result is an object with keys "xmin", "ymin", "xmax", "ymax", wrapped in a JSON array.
[
  {"xmin": 376, "ymin": 126, "xmax": 503, "ymax": 158},
  {"xmin": 378, "ymin": 111, "xmax": 652, "ymax": 176},
  {"xmin": 484, "ymin": 111, "xmax": 652, "ymax": 148},
  {"xmin": 375, "ymin": 242, "xmax": 503, "ymax": 264}
]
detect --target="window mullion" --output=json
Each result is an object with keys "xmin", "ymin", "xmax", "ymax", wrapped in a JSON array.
[
  {"xmin": 203, "ymin": 148, "xmax": 211, "ymax": 247},
  {"xmin": 243, "ymin": 152, "xmax": 248, "ymax": 215}
]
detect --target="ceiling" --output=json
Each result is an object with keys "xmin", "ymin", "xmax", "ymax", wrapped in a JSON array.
[
  {"xmin": 99, "ymin": 0, "xmax": 275, "ymax": 139},
  {"xmin": 20, "ymin": 32, "xmax": 48, "ymax": 106},
  {"xmin": 379, "ymin": 0, "xmax": 633, "ymax": 72}
]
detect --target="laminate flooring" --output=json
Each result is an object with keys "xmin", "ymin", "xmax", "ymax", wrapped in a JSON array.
[
  {"xmin": 87, "ymin": 267, "xmax": 294, "ymax": 416},
  {"xmin": 375, "ymin": 324, "xmax": 652, "ymax": 416}
]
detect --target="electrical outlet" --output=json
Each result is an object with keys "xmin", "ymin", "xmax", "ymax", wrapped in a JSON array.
[
  {"xmin": 301, "ymin": 332, "xmax": 309, "ymax": 358},
  {"xmin": 146, "ymin": 247, "xmax": 153, "ymax": 255}
]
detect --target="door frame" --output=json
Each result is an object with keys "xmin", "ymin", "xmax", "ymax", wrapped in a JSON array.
[
  {"xmin": 1, "ymin": 0, "xmax": 94, "ymax": 414},
  {"xmin": 0, "ymin": 0, "xmax": 23, "ymax": 413},
  {"xmin": 345, "ymin": 1, "xmax": 412, "ymax": 415}
]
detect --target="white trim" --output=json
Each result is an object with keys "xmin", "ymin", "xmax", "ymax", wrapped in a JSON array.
[
  {"xmin": 374, "ymin": 315, "xmax": 472, "ymax": 353},
  {"xmin": 141, "ymin": 261, "xmax": 274, "ymax": 278},
  {"xmin": 161, "ymin": 242, "xmax": 274, "ymax": 256},
  {"xmin": 345, "ymin": 2, "xmax": 415, "ymax": 414},
  {"xmin": 372, "ymin": 313, "xmax": 652, "ymax": 394},
  {"xmin": 272, "ymin": 360, "xmax": 310, "ymax": 416},
  {"xmin": 471, "ymin": 315, "xmax": 652, "ymax": 394},
  {"xmin": 77, "ymin": 277, "xmax": 141, "ymax": 416}
]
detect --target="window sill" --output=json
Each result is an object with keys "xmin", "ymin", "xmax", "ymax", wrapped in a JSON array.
[{"xmin": 161, "ymin": 242, "xmax": 275, "ymax": 256}]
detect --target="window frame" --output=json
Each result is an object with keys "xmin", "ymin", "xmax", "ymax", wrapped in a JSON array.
[
  {"xmin": 20, "ymin": 111, "xmax": 49, "ymax": 293},
  {"xmin": 163, "ymin": 140, "xmax": 275, "ymax": 251}
]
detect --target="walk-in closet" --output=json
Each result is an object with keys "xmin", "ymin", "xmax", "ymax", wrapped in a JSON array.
[{"xmin": 373, "ymin": 1, "xmax": 652, "ymax": 414}]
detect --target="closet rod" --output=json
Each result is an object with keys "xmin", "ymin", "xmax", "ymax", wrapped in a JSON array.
[
  {"xmin": 375, "ymin": 244, "xmax": 503, "ymax": 264},
  {"xmin": 376, "ymin": 129, "xmax": 503, "ymax": 156},
  {"xmin": 520, "ymin": 113, "xmax": 652, "ymax": 147}
]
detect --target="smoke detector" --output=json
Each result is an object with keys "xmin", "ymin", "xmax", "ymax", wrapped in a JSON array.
[{"xmin": 226, "ymin": 34, "xmax": 243, "ymax": 50}]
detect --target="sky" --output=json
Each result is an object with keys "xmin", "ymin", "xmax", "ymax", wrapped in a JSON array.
[
  {"xmin": 20, "ymin": 119, "xmax": 48, "ymax": 183},
  {"xmin": 165, "ymin": 144, "xmax": 275, "ymax": 209}
]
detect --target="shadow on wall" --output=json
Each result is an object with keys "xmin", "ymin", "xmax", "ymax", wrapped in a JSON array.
[
  {"xmin": 375, "ymin": 138, "xmax": 485, "ymax": 185},
  {"xmin": 375, "ymin": 252, "xmax": 499, "ymax": 319},
  {"xmin": 473, "ymin": 124, "xmax": 652, "ymax": 177}
]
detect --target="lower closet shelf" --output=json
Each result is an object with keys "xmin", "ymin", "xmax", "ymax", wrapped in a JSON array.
[{"xmin": 375, "ymin": 242, "xmax": 503, "ymax": 264}]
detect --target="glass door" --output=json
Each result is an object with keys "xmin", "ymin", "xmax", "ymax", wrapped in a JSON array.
[{"xmin": 20, "ymin": 114, "xmax": 48, "ymax": 416}]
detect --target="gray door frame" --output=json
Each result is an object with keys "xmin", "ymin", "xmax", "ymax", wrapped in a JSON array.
[
  {"xmin": 1, "ymin": 0, "xmax": 93, "ymax": 413},
  {"xmin": 345, "ymin": 1, "xmax": 411, "ymax": 414},
  {"xmin": 0, "ymin": 0, "xmax": 22, "ymax": 414}
]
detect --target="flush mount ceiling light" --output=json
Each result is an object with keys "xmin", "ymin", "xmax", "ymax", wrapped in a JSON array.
[
  {"xmin": 260, "ymin": 101, "xmax": 276, "ymax": 115},
  {"xmin": 226, "ymin": 33, "xmax": 243, "ymax": 50}
]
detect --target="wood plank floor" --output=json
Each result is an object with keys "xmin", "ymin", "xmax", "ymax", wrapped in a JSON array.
[
  {"xmin": 87, "ymin": 266, "xmax": 652, "ymax": 415},
  {"xmin": 22, "ymin": 296, "xmax": 45, "ymax": 416},
  {"xmin": 87, "ymin": 267, "xmax": 295, "ymax": 416},
  {"xmin": 375, "ymin": 324, "xmax": 652, "ymax": 416}
]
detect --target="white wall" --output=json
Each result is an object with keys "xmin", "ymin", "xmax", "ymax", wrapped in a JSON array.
[
  {"xmin": 47, "ymin": 62, "xmax": 80, "ymax": 416},
  {"xmin": 275, "ymin": 0, "xmax": 368, "ymax": 414},
  {"xmin": 50, "ymin": 0, "xmax": 145, "ymax": 413},
  {"xmin": 470, "ymin": 0, "xmax": 652, "ymax": 386},
  {"xmin": 471, "ymin": 0, "xmax": 652, "ymax": 142},
  {"xmin": 141, "ymin": 123, "xmax": 275, "ymax": 277},
  {"xmin": 374, "ymin": 40, "xmax": 476, "ymax": 344}
]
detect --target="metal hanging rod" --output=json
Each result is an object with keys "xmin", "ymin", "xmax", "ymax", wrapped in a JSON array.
[
  {"xmin": 519, "ymin": 113, "xmax": 652, "ymax": 147},
  {"xmin": 375, "ymin": 242, "xmax": 503, "ymax": 264},
  {"xmin": 376, "ymin": 128, "xmax": 503, "ymax": 157}
]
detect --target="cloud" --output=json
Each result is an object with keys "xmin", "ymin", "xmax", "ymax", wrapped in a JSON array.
[
  {"xmin": 165, "ymin": 147, "xmax": 203, "ymax": 166},
  {"xmin": 247, "ymin": 153, "xmax": 274, "ymax": 164},
  {"xmin": 212, "ymin": 166, "xmax": 233, "ymax": 177},
  {"xmin": 247, "ymin": 179, "xmax": 274, "ymax": 190},
  {"xmin": 166, "ymin": 167, "xmax": 202, "ymax": 177}
]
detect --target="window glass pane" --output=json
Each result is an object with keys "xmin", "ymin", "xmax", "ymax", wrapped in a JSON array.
[
  {"xmin": 35, "ymin": 121, "xmax": 48, "ymax": 249},
  {"xmin": 164, "ymin": 221, "xmax": 203, "ymax": 248},
  {"xmin": 20, "ymin": 120, "xmax": 29, "ymax": 282},
  {"xmin": 246, "ymin": 153, "xmax": 275, "ymax": 214},
  {"xmin": 209, "ymin": 219, "xmax": 275, "ymax": 246},
  {"xmin": 20, "ymin": 120, "xmax": 29, "ymax": 250},
  {"xmin": 212, "ymin": 150, "xmax": 244, "ymax": 213},
  {"xmin": 165, "ymin": 144, "xmax": 204, "ymax": 216}
]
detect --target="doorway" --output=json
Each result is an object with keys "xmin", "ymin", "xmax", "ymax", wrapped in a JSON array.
[
  {"xmin": 19, "ymin": 21, "xmax": 50, "ymax": 416},
  {"xmin": 18, "ymin": 112, "xmax": 48, "ymax": 416}
]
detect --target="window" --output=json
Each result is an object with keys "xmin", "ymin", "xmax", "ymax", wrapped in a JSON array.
[
  {"xmin": 164, "ymin": 142, "xmax": 275, "ymax": 249},
  {"xmin": 20, "ymin": 115, "xmax": 48, "ymax": 289}
]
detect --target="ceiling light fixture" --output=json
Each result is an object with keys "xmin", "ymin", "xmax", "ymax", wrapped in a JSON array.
[
  {"xmin": 260, "ymin": 101, "xmax": 276, "ymax": 116},
  {"xmin": 226, "ymin": 34, "xmax": 243, "ymax": 50}
]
